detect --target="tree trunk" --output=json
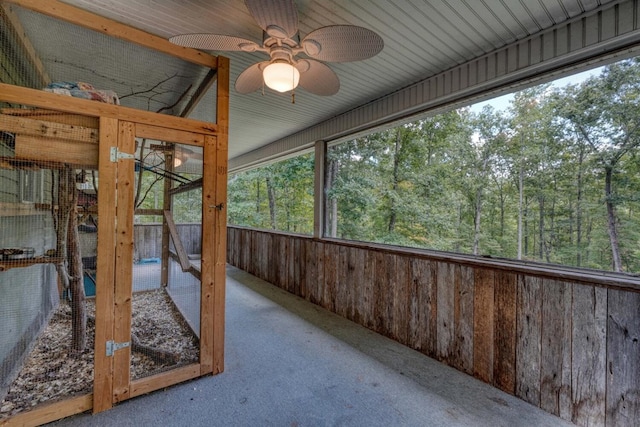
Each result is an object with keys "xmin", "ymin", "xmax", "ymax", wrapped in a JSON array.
[
  {"xmin": 604, "ymin": 165, "xmax": 623, "ymax": 271},
  {"xmin": 538, "ymin": 194, "xmax": 544, "ymax": 260},
  {"xmin": 255, "ymin": 178, "xmax": 261, "ymax": 213},
  {"xmin": 575, "ymin": 147, "xmax": 584, "ymax": 266},
  {"xmin": 473, "ymin": 186, "xmax": 482, "ymax": 255},
  {"xmin": 499, "ymin": 185, "xmax": 505, "ymax": 239},
  {"xmin": 388, "ymin": 129, "xmax": 401, "ymax": 233},
  {"xmin": 330, "ymin": 196, "xmax": 338, "ymax": 238},
  {"xmin": 68, "ymin": 196, "xmax": 86, "ymax": 354},
  {"xmin": 517, "ymin": 162, "xmax": 524, "ymax": 260},
  {"xmin": 324, "ymin": 157, "xmax": 338, "ymax": 238},
  {"xmin": 55, "ymin": 167, "xmax": 86, "ymax": 354},
  {"xmin": 266, "ymin": 177, "xmax": 277, "ymax": 229}
]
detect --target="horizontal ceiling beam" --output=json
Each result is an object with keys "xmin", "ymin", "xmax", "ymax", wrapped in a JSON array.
[{"xmin": 229, "ymin": 0, "xmax": 640, "ymax": 172}]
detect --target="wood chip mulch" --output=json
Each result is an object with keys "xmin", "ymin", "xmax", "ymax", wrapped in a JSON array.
[{"xmin": 0, "ymin": 288, "xmax": 199, "ymax": 420}]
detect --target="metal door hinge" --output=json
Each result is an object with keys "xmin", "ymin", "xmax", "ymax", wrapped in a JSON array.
[
  {"xmin": 106, "ymin": 340, "xmax": 130, "ymax": 356},
  {"xmin": 110, "ymin": 147, "xmax": 135, "ymax": 162}
]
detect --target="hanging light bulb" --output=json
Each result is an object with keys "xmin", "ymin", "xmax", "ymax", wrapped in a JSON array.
[{"xmin": 263, "ymin": 60, "xmax": 300, "ymax": 93}]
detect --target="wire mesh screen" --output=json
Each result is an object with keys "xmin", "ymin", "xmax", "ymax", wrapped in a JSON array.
[
  {"xmin": 130, "ymin": 141, "xmax": 201, "ymax": 380},
  {"xmin": 0, "ymin": 105, "xmax": 98, "ymax": 419},
  {"xmin": 1, "ymin": 1, "xmax": 219, "ymax": 420},
  {"xmin": 1, "ymin": 2, "xmax": 215, "ymax": 119}
]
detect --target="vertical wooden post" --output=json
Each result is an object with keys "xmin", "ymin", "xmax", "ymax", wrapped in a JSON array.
[
  {"xmin": 160, "ymin": 149, "xmax": 174, "ymax": 286},
  {"xmin": 93, "ymin": 117, "xmax": 118, "ymax": 414},
  {"xmin": 201, "ymin": 55, "xmax": 229, "ymax": 375},
  {"xmin": 214, "ymin": 56, "xmax": 229, "ymax": 374},
  {"xmin": 200, "ymin": 135, "xmax": 216, "ymax": 375},
  {"xmin": 112, "ymin": 121, "xmax": 136, "ymax": 402}
]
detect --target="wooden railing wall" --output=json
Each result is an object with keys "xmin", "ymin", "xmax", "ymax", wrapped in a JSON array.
[
  {"xmin": 133, "ymin": 223, "xmax": 201, "ymax": 261},
  {"xmin": 226, "ymin": 225, "xmax": 640, "ymax": 427}
]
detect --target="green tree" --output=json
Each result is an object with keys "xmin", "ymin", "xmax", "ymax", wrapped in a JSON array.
[{"xmin": 554, "ymin": 59, "xmax": 640, "ymax": 272}]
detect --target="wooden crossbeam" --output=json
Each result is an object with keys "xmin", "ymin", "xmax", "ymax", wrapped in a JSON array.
[
  {"xmin": 4, "ymin": 0, "xmax": 218, "ymax": 69},
  {"xmin": 163, "ymin": 210, "xmax": 191, "ymax": 272}
]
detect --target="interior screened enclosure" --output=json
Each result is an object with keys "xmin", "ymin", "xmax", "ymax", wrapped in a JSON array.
[{"xmin": 0, "ymin": 1, "xmax": 229, "ymax": 424}]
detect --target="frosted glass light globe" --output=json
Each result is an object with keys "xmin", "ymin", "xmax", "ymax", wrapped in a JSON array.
[{"xmin": 263, "ymin": 62, "xmax": 300, "ymax": 92}]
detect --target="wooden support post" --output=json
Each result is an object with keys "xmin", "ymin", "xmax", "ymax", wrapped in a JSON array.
[
  {"xmin": 200, "ymin": 55, "xmax": 229, "ymax": 376},
  {"xmin": 93, "ymin": 117, "xmax": 119, "ymax": 414},
  {"xmin": 160, "ymin": 149, "xmax": 174, "ymax": 287},
  {"xmin": 112, "ymin": 121, "xmax": 136, "ymax": 403}
]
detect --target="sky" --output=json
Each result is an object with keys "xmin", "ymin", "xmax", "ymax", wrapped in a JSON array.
[{"xmin": 469, "ymin": 67, "xmax": 603, "ymax": 113}]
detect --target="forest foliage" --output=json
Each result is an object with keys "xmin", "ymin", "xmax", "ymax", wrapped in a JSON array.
[{"xmin": 228, "ymin": 59, "xmax": 640, "ymax": 274}]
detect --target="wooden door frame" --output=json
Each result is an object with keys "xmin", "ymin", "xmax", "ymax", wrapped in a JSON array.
[{"xmin": 92, "ymin": 121, "xmax": 226, "ymax": 412}]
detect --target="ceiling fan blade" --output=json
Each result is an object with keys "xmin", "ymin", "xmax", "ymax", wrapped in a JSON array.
[
  {"xmin": 235, "ymin": 62, "xmax": 269, "ymax": 94},
  {"xmin": 301, "ymin": 25, "xmax": 384, "ymax": 62},
  {"xmin": 169, "ymin": 33, "xmax": 260, "ymax": 52},
  {"xmin": 296, "ymin": 59, "xmax": 339, "ymax": 96},
  {"xmin": 245, "ymin": 0, "xmax": 299, "ymax": 39}
]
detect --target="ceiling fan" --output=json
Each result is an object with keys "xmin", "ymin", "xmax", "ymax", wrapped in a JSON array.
[{"xmin": 169, "ymin": 0, "xmax": 384, "ymax": 96}]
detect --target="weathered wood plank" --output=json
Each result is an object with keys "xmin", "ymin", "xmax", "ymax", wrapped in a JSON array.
[
  {"xmin": 493, "ymin": 270, "xmax": 517, "ymax": 394},
  {"xmin": 381, "ymin": 253, "xmax": 397, "ymax": 337},
  {"xmin": 351, "ymin": 248, "xmax": 366, "ymax": 324},
  {"xmin": 415, "ymin": 258, "xmax": 437, "ymax": 357},
  {"xmin": 540, "ymin": 279, "xmax": 572, "ymax": 419},
  {"xmin": 293, "ymin": 238, "xmax": 304, "ymax": 297},
  {"xmin": 277, "ymin": 234, "xmax": 289, "ymax": 290},
  {"xmin": 345, "ymin": 246, "xmax": 359, "ymax": 322},
  {"xmin": 473, "ymin": 267, "xmax": 495, "ymax": 383},
  {"xmin": 323, "ymin": 243, "xmax": 338, "ymax": 312},
  {"xmin": 243, "ymin": 230, "xmax": 251, "ymax": 275},
  {"xmin": 336, "ymin": 245, "xmax": 349, "ymax": 318},
  {"xmin": 261, "ymin": 232, "xmax": 272, "ymax": 281},
  {"xmin": 606, "ymin": 289, "xmax": 640, "ymax": 427},
  {"xmin": 361, "ymin": 248, "xmax": 376, "ymax": 330},
  {"xmin": 408, "ymin": 258, "xmax": 422, "ymax": 352},
  {"xmin": 313, "ymin": 240, "xmax": 325, "ymax": 306},
  {"xmin": 393, "ymin": 255, "xmax": 410, "ymax": 345},
  {"xmin": 437, "ymin": 261, "xmax": 455, "ymax": 363},
  {"xmin": 454, "ymin": 264, "xmax": 474, "ymax": 374},
  {"xmin": 571, "ymin": 284, "xmax": 607, "ymax": 426},
  {"xmin": 226, "ymin": 227, "xmax": 235, "ymax": 266},
  {"xmin": 304, "ymin": 239, "xmax": 317, "ymax": 304},
  {"xmin": 516, "ymin": 275, "xmax": 542, "ymax": 406},
  {"xmin": 372, "ymin": 251, "xmax": 386, "ymax": 335}
]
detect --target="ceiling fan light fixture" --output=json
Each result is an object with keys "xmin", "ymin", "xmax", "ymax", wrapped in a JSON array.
[{"xmin": 263, "ymin": 61, "xmax": 300, "ymax": 92}]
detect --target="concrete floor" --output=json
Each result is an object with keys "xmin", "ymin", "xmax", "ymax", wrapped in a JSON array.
[{"xmin": 50, "ymin": 266, "xmax": 574, "ymax": 427}]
